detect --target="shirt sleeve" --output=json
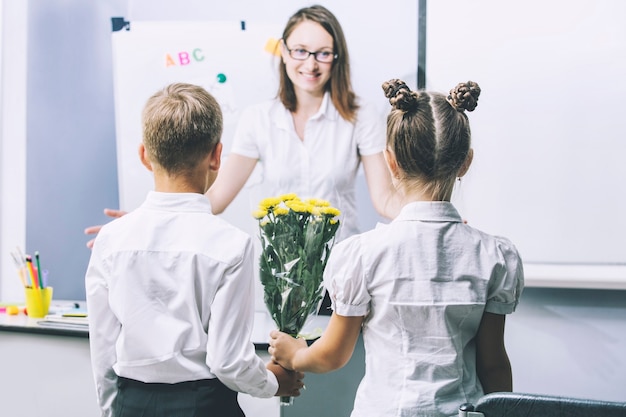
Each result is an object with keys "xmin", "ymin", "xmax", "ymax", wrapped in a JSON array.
[
  {"xmin": 85, "ymin": 234, "xmax": 121, "ymax": 417},
  {"xmin": 354, "ymin": 100, "xmax": 386, "ymax": 157},
  {"xmin": 229, "ymin": 104, "xmax": 263, "ymax": 159},
  {"xmin": 323, "ymin": 235, "xmax": 370, "ymax": 317},
  {"xmin": 485, "ymin": 237, "xmax": 525, "ymax": 315},
  {"xmin": 206, "ymin": 237, "xmax": 278, "ymax": 398}
]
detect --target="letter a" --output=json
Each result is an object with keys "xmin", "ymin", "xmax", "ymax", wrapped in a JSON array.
[{"xmin": 165, "ymin": 54, "xmax": 176, "ymax": 67}]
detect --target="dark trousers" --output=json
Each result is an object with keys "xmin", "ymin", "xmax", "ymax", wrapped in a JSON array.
[
  {"xmin": 113, "ymin": 377, "xmax": 245, "ymax": 417},
  {"xmin": 318, "ymin": 290, "xmax": 332, "ymax": 315}
]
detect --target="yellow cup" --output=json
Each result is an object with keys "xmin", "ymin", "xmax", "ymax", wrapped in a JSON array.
[{"xmin": 24, "ymin": 287, "xmax": 53, "ymax": 318}]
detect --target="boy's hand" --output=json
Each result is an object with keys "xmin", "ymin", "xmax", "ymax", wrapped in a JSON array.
[
  {"xmin": 268, "ymin": 330, "xmax": 308, "ymax": 371},
  {"xmin": 266, "ymin": 361, "xmax": 305, "ymax": 397},
  {"xmin": 84, "ymin": 208, "xmax": 127, "ymax": 248}
]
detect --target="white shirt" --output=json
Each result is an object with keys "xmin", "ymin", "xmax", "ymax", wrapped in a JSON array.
[
  {"xmin": 324, "ymin": 201, "xmax": 524, "ymax": 417},
  {"xmin": 86, "ymin": 192, "xmax": 278, "ymax": 416},
  {"xmin": 231, "ymin": 92, "xmax": 385, "ymax": 241}
]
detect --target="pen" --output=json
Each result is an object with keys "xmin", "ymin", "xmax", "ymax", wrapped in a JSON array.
[{"xmin": 35, "ymin": 251, "xmax": 44, "ymax": 289}]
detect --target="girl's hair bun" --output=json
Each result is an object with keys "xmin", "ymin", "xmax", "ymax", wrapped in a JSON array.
[
  {"xmin": 382, "ymin": 79, "xmax": 418, "ymax": 112},
  {"xmin": 447, "ymin": 81, "xmax": 481, "ymax": 112}
]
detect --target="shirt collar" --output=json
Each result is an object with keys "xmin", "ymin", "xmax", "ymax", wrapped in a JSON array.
[
  {"xmin": 311, "ymin": 91, "xmax": 337, "ymax": 121},
  {"xmin": 273, "ymin": 91, "xmax": 338, "ymax": 130},
  {"xmin": 141, "ymin": 191, "xmax": 213, "ymax": 213},
  {"xmin": 393, "ymin": 201, "xmax": 463, "ymax": 223}
]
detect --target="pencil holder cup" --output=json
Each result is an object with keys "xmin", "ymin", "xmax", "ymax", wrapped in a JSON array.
[{"xmin": 24, "ymin": 286, "xmax": 53, "ymax": 318}]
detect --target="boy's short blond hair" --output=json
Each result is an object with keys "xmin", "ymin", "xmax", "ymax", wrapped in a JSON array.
[{"xmin": 142, "ymin": 83, "xmax": 223, "ymax": 175}]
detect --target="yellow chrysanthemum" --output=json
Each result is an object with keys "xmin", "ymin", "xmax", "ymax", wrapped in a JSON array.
[
  {"xmin": 273, "ymin": 207, "xmax": 289, "ymax": 216},
  {"xmin": 319, "ymin": 207, "xmax": 341, "ymax": 217},
  {"xmin": 259, "ymin": 197, "xmax": 282, "ymax": 210},
  {"xmin": 252, "ymin": 209, "xmax": 268, "ymax": 219},
  {"xmin": 279, "ymin": 193, "xmax": 298, "ymax": 202},
  {"xmin": 330, "ymin": 219, "xmax": 338, "ymax": 225},
  {"xmin": 307, "ymin": 198, "xmax": 331, "ymax": 207},
  {"xmin": 285, "ymin": 200, "xmax": 312, "ymax": 214}
]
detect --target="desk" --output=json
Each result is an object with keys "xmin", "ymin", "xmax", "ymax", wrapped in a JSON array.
[{"xmin": 0, "ymin": 304, "xmax": 364, "ymax": 417}]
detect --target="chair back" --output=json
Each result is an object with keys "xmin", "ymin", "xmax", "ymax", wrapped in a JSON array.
[{"xmin": 458, "ymin": 392, "xmax": 626, "ymax": 417}]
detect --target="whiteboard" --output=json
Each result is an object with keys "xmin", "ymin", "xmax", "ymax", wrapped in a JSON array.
[
  {"xmin": 112, "ymin": 21, "xmax": 281, "ymax": 212},
  {"xmin": 427, "ymin": 0, "xmax": 626, "ymax": 288}
]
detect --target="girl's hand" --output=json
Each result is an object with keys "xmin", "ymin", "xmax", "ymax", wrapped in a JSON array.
[{"xmin": 268, "ymin": 330, "xmax": 308, "ymax": 371}]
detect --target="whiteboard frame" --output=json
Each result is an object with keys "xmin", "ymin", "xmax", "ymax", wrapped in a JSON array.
[{"xmin": 523, "ymin": 264, "xmax": 626, "ymax": 290}]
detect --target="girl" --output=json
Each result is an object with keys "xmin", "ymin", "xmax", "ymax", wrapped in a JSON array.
[{"xmin": 268, "ymin": 79, "xmax": 524, "ymax": 417}]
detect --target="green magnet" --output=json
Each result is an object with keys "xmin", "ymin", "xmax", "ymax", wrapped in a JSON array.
[{"xmin": 217, "ymin": 73, "xmax": 227, "ymax": 83}]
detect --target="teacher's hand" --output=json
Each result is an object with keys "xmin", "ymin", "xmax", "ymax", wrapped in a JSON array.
[{"xmin": 84, "ymin": 208, "xmax": 127, "ymax": 249}]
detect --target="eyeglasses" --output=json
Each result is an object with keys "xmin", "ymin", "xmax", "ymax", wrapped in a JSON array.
[{"xmin": 285, "ymin": 46, "xmax": 337, "ymax": 63}]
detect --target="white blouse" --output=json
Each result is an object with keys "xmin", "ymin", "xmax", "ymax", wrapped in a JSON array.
[
  {"xmin": 230, "ymin": 92, "xmax": 386, "ymax": 241},
  {"xmin": 324, "ymin": 201, "xmax": 524, "ymax": 417},
  {"xmin": 86, "ymin": 192, "xmax": 278, "ymax": 416}
]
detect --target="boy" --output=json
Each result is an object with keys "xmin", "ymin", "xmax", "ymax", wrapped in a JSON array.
[{"xmin": 86, "ymin": 83, "xmax": 303, "ymax": 417}]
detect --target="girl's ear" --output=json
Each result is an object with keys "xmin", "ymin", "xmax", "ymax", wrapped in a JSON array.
[
  {"xmin": 458, "ymin": 148, "xmax": 474, "ymax": 178},
  {"xmin": 138, "ymin": 143, "xmax": 154, "ymax": 172},
  {"xmin": 384, "ymin": 148, "xmax": 400, "ymax": 179}
]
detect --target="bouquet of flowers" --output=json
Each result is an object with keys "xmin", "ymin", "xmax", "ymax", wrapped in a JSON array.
[
  {"xmin": 254, "ymin": 193, "xmax": 341, "ymax": 336},
  {"xmin": 253, "ymin": 193, "xmax": 341, "ymax": 405}
]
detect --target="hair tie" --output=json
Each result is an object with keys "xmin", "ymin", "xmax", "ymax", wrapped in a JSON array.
[{"xmin": 391, "ymin": 83, "xmax": 410, "ymax": 98}]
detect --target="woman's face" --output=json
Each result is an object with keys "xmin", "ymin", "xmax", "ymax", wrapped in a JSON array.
[{"xmin": 282, "ymin": 20, "xmax": 334, "ymax": 98}]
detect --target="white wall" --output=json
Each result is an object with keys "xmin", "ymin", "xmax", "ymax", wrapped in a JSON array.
[{"xmin": 0, "ymin": 0, "xmax": 27, "ymax": 302}]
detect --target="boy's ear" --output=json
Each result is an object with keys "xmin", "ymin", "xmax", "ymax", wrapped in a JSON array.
[
  {"xmin": 138, "ymin": 143, "xmax": 154, "ymax": 172},
  {"xmin": 458, "ymin": 148, "xmax": 474, "ymax": 178},
  {"xmin": 209, "ymin": 142, "xmax": 222, "ymax": 171}
]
